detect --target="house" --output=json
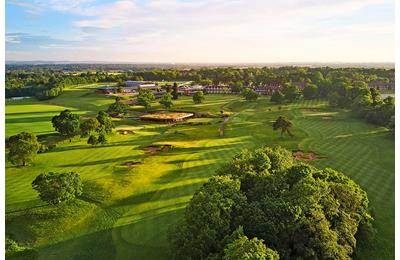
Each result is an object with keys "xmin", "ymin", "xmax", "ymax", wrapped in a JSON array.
[
  {"xmin": 368, "ymin": 80, "xmax": 395, "ymax": 91},
  {"xmin": 124, "ymin": 81, "xmax": 158, "ymax": 92},
  {"xmin": 95, "ymin": 86, "xmax": 115, "ymax": 94}
]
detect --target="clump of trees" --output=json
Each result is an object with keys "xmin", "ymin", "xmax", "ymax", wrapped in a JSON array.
[
  {"xmin": 137, "ymin": 89, "xmax": 155, "ymax": 111},
  {"xmin": 242, "ymin": 88, "xmax": 259, "ymax": 101},
  {"xmin": 281, "ymin": 83, "xmax": 301, "ymax": 102},
  {"xmin": 272, "ymin": 116, "xmax": 293, "ymax": 136},
  {"xmin": 169, "ymin": 146, "xmax": 371, "ymax": 260},
  {"xmin": 107, "ymin": 97, "xmax": 129, "ymax": 116},
  {"xmin": 32, "ymin": 171, "xmax": 83, "ymax": 204},
  {"xmin": 52, "ymin": 109, "xmax": 114, "ymax": 145},
  {"xmin": 7, "ymin": 132, "xmax": 41, "ymax": 166},
  {"xmin": 193, "ymin": 91, "xmax": 205, "ymax": 104},
  {"xmin": 159, "ymin": 92, "xmax": 174, "ymax": 110},
  {"xmin": 83, "ymin": 111, "xmax": 114, "ymax": 145}
]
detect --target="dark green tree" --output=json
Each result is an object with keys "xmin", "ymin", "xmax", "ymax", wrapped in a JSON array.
[
  {"xmin": 8, "ymin": 132, "xmax": 41, "ymax": 166},
  {"xmin": 107, "ymin": 97, "xmax": 129, "ymax": 115},
  {"xmin": 193, "ymin": 91, "xmax": 205, "ymax": 104},
  {"xmin": 242, "ymin": 88, "xmax": 259, "ymax": 101},
  {"xmin": 32, "ymin": 172, "xmax": 83, "ymax": 204},
  {"xmin": 272, "ymin": 116, "xmax": 293, "ymax": 136},
  {"xmin": 159, "ymin": 92, "xmax": 174, "ymax": 110},
  {"xmin": 51, "ymin": 110, "xmax": 80, "ymax": 138},
  {"xmin": 87, "ymin": 135, "xmax": 98, "ymax": 146},
  {"xmin": 172, "ymin": 82, "xmax": 179, "ymax": 100},
  {"xmin": 137, "ymin": 89, "xmax": 155, "ymax": 111},
  {"xmin": 231, "ymin": 81, "xmax": 244, "ymax": 93},
  {"xmin": 169, "ymin": 176, "xmax": 246, "ymax": 259},
  {"xmin": 302, "ymin": 84, "xmax": 318, "ymax": 100},
  {"xmin": 96, "ymin": 111, "xmax": 115, "ymax": 134},
  {"xmin": 80, "ymin": 118, "xmax": 100, "ymax": 137},
  {"xmin": 282, "ymin": 83, "xmax": 301, "ymax": 102},
  {"xmin": 98, "ymin": 133, "xmax": 108, "ymax": 144}
]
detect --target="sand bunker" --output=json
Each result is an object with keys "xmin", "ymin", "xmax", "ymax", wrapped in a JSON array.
[
  {"xmin": 123, "ymin": 161, "xmax": 142, "ymax": 167},
  {"xmin": 142, "ymin": 144, "xmax": 172, "ymax": 153},
  {"xmin": 300, "ymin": 108, "xmax": 321, "ymax": 112},
  {"xmin": 293, "ymin": 150, "xmax": 326, "ymax": 161},
  {"xmin": 117, "ymin": 129, "xmax": 135, "ymax": 135}
]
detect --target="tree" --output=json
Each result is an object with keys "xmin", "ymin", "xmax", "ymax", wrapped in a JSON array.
[
  {"xmin": 272, "ymin": 116, "xmax": 293, "ymax": 136},
  {"xmin": 223, "ymin": 232, "xmax": 279, "ymax": 260},
  {"xmin": 137, "ymin": 89, "xmax": 155, "ymax": 111},
  {"xmin": 8, "ymin": 132, "xmax": 40, "ymax": 166},
  {"xmin": 107, "ymin": 97, "xmax": 129, "ymax": 116},
  {"xmin": 98, "ymin": 133, "xmax": 108, "ymax": 144},
  {"xmin": 87, "ymin": 135, "xmax": 98, "ymax": 146},
  {"xmin": 80, "ymin": 118, "xmax": 100, "ymax": 137},
  {"xmin": 51, "ymin": 110, "xmax": 80, "ymax": 138},
  {"xmin": 159, "ymin": 92, "xmax": 174, "ymax": 110},
  {"xmin": 242, "ymin": 88, "xmax": 259, "ymax": 101},
  {"xmin": 32, "ymin": 172, "xmax": 83, "ymax": 204},
  {"xmin": 282, "ymin": 83, "xmax": 301, "ymax": 102},
  {"xmin": 302, "ymin": 84, "xmax": 318, "ymax": 100},
  {"xmin": 169, "ymin": 147, "xmax": 371, "ymax": 260},
  {"xmin": 231, "ymin": 81, "xmax": 244, "ymax": 93},
  {"xmin": 169, "ymin": 176, "xmax": 246, "ymax": 259},
  {"xmin": 193, "ymin": 91, "xmax": 205, "ymax": 104},
  {"xmin": 270, "ymin": 91, "xmax": 284, "ymax": 104},
  {"xmin": 96, "ymin": 111, "xmax": 115, "ymax": 134},
  {"xmin": 172, "ymin": 82, "xmax": 179, "ymax": 100}
]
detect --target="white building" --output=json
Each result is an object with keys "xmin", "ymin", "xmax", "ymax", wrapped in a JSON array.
[{"xmin": 124, "ymin": 81, "xmax": 158, "ymax": 92}]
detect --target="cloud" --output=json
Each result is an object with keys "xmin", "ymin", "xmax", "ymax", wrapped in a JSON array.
[{"xmin": 6, "ymin": 0, "xmax": 395, "ymax": 62}]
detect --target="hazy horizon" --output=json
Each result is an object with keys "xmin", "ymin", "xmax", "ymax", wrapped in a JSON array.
[{"xmin": 6, "ymin": 0, "xmax": 395, "ymax": 63}]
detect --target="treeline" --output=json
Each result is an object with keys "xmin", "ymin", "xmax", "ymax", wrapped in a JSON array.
[{"xmin": 7, "ymin": 66, "xmax": 394, "ymax": 93}]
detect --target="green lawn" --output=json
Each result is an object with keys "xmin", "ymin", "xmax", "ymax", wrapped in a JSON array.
[{"xmin": 5, "ymin": 88, "xmax": 394, "ymax": 259}]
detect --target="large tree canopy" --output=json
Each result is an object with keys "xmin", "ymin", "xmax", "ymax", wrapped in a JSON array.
[
  {"xmin": 32, "ymin": 172, "xmax": 83, "ymax": 204},
  {"xmin": 169, "ymin": 146, "xmax": 371, "ymax": 260},
  {"xmin": 51, "ymin": 109, "xmax": 80, "ymax": 136},
  {"xmin": 7, "ymin": 132, "xmax": 41, "ymax": 166}
]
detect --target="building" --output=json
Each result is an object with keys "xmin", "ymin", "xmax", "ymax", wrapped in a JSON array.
[
  {"xmin": 124, "ymin": 81, "xmax": 158, "ymax": 92},
  {"xmin": 255, "ymin": 84, "xmax": 282, "ymax": 95},
  {"xmin": 204, "ymin": 86, "xmax": 232, "ymax": 94},
  {"xmin": 182, "ymin": 85, "xmax": 205, "ymax": 95},
  {"xmin": 292, "ymin": 82, "xmax": 306, "ymax": 90},
  {"xmin": 368, "ymin": 80, "xmax": 395, "ymax": 91},
  {"xmin": 95, "ymin": 86, "xmax": 115, "ymax": 94}
]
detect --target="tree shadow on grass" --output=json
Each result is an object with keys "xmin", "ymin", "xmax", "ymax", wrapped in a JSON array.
[{"xmin": 34, "ymin": 203, "xmax": 185, "ymax": 260}]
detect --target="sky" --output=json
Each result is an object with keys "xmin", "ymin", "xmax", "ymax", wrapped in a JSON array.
[{"xmin": 5, "ymin": 0, "xmax": 395, "ymax": 63}]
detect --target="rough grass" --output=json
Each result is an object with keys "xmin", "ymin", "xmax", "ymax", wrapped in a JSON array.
[{"xmin": 5, "ymin": 88, "xmax": 394, "ymax": 260}]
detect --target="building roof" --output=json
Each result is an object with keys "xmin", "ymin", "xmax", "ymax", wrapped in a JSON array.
[{"xmin": 97, "ymin": 86, "xmax": 114, "ymax": 90}]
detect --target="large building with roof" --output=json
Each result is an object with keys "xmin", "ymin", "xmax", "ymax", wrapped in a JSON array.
[{"xmin": 124, "ymin": 81, "xmax": 158, "ymax": 92}]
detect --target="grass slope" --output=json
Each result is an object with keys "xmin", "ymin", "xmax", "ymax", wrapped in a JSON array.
[{"xmin": 5, "ymin": 88, "xmax": 394, "ymax": 259}]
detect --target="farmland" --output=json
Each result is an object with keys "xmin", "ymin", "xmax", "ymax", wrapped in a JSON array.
[{"xmin": 5, "ymin": 85, "xmax": 394, "ymax": 259}]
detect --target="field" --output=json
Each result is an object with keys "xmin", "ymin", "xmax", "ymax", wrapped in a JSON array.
[{"xmin": 5, "ymin": 85, "xmax": 394, "ymax": 259}]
